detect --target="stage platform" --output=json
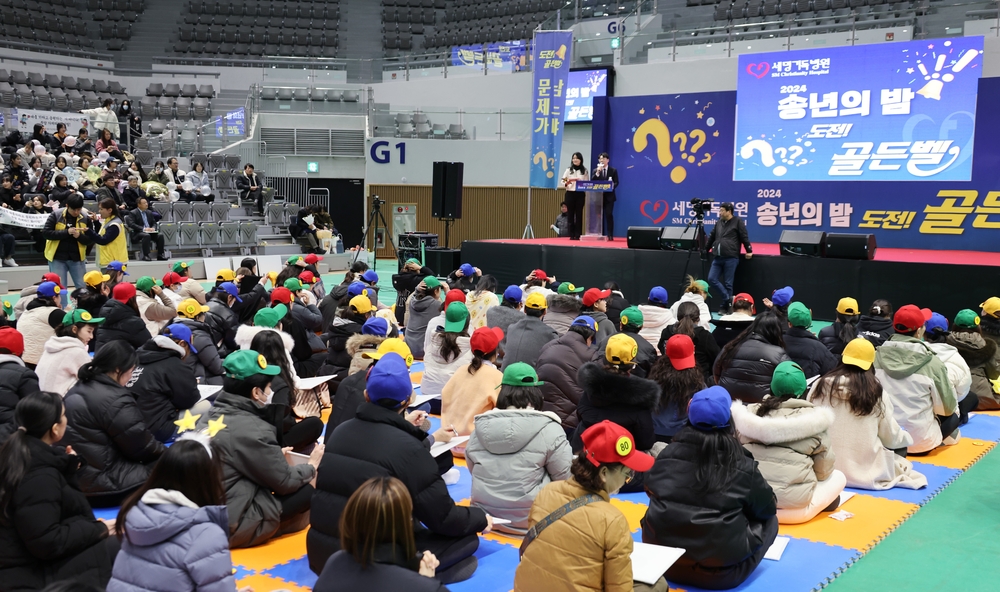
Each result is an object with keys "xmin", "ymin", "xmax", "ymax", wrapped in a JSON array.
[{"xmin": 461, "ymin": 239, "xmax": 997, "ymax": 320}]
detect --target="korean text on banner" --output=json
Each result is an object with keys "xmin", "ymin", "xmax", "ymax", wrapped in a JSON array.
[
  {"xmin": 14, "ymin": 108, "xmax": 90, "ymax": 137},
  {"xmin": 529, "ymin": 31, "xmax": 573, "ymax": 189},
  {"xmin": 0, "ymin": 208, "xmax": 49, "ymax": 229}
]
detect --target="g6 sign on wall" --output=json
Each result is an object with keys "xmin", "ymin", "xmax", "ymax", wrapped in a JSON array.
[{"xmin": 370, "ymin": 141, "xmax": 407, "ymax": 164}]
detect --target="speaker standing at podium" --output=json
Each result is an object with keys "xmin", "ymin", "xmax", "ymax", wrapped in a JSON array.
[
  {"xmin": 561, "ymin": 152, "xmax": 589, "ymax": 240},
  {"xmin": 592, "ymin": 152, "xmax": 619, "ymax": 241},
  {"xmin": 706, "ymin": 202, "xmax": 753, "ymax": 315}
]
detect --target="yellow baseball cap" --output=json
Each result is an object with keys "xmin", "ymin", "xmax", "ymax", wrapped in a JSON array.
[
  {"xmin": 836, "ymin": 297, "xmax": 860, "ymax": 315},
  {"xmin": 177, "ymin": 298, "xmax": 210, "ymax": 319},
  {"xmin": 363, "ymin": 337, "xmax": 414, "ymax": 367},
  {"xmin": 606, "ymin": 333, "xmax": 638, "ymax": 366},
  {"xmin": 525, "ymin": 292, "xmax": 548, "ymax": 310},
  {"xmin": 980, "ymin": 297, "xmax": 1000, "ymax": 317},
  {"xmin": 350, "ymin": 294, "xmax": 374, "ymax": 315},
  {"xmin": 216, "ymin": 268, "xmax": 236, "ymax": 282},
  {"xmin": 842, "ymin": 338, "xmax": 876, "ymax": 371},
  {"xmin": 84, "ymin": 270, "xmax": 111, "ymax": 287}
]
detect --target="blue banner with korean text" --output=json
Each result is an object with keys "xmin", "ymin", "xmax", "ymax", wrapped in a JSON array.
[
  {"xmin": 529, "ymin": 31, "xmax": 573, "ymax": 189},
  {"xmin": 451, "ymin": 41, "xmax": 528, "ymax": 71},
  {"xmin": 735, "ymin": 37, "xmax": 983, "ymax": 182}
]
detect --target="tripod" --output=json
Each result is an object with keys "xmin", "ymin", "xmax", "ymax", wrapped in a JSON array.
[
  {"xmin": 679, "ymin": 209, "xmax": 710, "ymax": 294},
  {"xmin": 354, "ymin": 195, "xmax": 396, "ymax": 265}
]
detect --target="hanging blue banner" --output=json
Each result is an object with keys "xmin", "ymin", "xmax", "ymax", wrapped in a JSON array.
[
  {"xmin": 451, "ymin": 40, "xmax": 528, "ymax": 70},
  {"xmin": 529, "ymin": 31, "xmax": 573, "ymax": 189}
]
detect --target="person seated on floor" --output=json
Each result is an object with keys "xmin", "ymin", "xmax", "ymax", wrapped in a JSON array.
[
  {"xmin": 519, "ymin": 269, "xmax": 557, "ymax": 300},
  {"xmin": 313, "ymin": 477, "xmax": 449, "ymax": 592},
  {"xmin": 126, "ymin": 324, "xmax": 205, "ymax": 444},
  {"xmin": 781, "ymin": 302, "xmax": 839, "ymax": 379},
  {"xmin": 947, "ymin": 309, "xmax": 1000, "ymax": 410},
  {"xmin": 658, "ymin": 301, "xmax": 719, "ymax": 384},
  {"xmin": 874, "ymin": 305, "xmax": 960, "ymax": 453},
  {"xmin": 440, "ymin": 326, "xmax": 504, "ymax": 452},
  {"xmin": 345, "ymin": 317, "xmax": 393, "ymax": 376},
  {"xmin": 595, "ymin": 306, "xmax": 656, "ymax": 377},
  {"xmin": 421, "ymin": 302, "xmax": 474, "ymax": 410},
  {"xmin": 857, "ymin": 299, "xmax": 895, "ymax": 347},
  {"xmin": 464, "ymin": 274, "xmax": 499, "ymax": 331},
  {"xmin": 641, "ymin": 386, "xmax": 778, "ymax": 591},
  {"xmin": 466, "ymin": 363, "xmax": 572, "ymax": 535},
  {"xmin": 536, "ymin": 316, "xmax": 598, "ymax": 440},
  {"xmin": 447, "ymin": 263, "xmax": 481, "ymax": 293},
  {"xmin": 579, "ymin": 288, "xmax": 616, "ymax": 343},
  {"xmin": 818, "ymin": 297, "xmax": 861, "ymax": 355},
  {"xmin": 106, "ymin": 438, "xmax": 245, "ymax": 592},
  {"xmin": 637, "ymin": 286, "xmax": 675, "ymax": 351},
  {"xmin": 762, "ymin": 286, "xmax": 794, "ymax": 327},
  {"xmin": 0, "ymin": 327, "xmax": 40, "ymax": 445},
  {"xmin": 922, "ymin": 312, "xmax": 976, "ymax": 426},
  {"xmin": 16, "ymin": 281, "xmax": 63, "ymax": 368},
  {"xmin": 500, "ymin": 293, "xmax": 558, "ymax": 371},
  {"xmin": 731, "ymin": 361, "xmax": 847, "ymax": 525},
  {"xmin": 422, "ymin": 289, "xmax": 467, "ymax": 359},
  {"xmin": 404, "ymin": 277, "xmax": 444, "ymax": 360},
  {"xmin": 711, "ymin": 292, "xmax": 756, "ymax": 349},
  {"xmin": 808, "ymin": 338, "xmax": 927, "ymax": 490},
  {"xmin": 134, "ymin": 276, "xmax": 178, "ymax": 339},
  {"xmin": 514, "ymin": 421, "xmax": 664, "ymax": 592},
  {"xmin": 309, "ymin": 352, "xmax": 492, "ymax": 583},
  {"xmin": 35, "ymin": 311, "xmax": 102, "ymax": 397},
  {"xmin": 320, "ymin": 295, "xmax": 373, "ymax": 378},
  {"xmin": 201, "ymin": 349, "xmax": 324, "ymax": 548},
  {"xmin": 648, "ymin": 334, "xmax": 706, "ymax": 444},
  {"xmin": 670, "ymin": 276, "xmax": 712, "ymax": 331},
  {"xmin": 63, "ymin": 341, "xmax": 164, "ymax": 507},
  {"xmin": 0, "ymin": 392, "xmax": 120, "ymax": 591},
  {"xmin": 252, "ymin": 330, "xmax": 324, "ymax": 452},
  {"xmin": 714, "ymin": 312, "xmax": 791, "ymax": 404},
  {"xmin": 543, "ymin": 281, "xmax": 583, "ymax": 336},
  {"xmin": 486, "ymin": 285, "xmax": 525, "ymax": 337},
  {"xmin": 174, "ymin": 298, "xmax": 226, "ymax": 386},
  {"xmin": 93, "ymin": 283, "xmax": 152, "ymax": 353}
]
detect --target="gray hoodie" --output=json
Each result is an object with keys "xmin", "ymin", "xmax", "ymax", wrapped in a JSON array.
[
  {"xmin": 486, "ymin": 304, "xmax": 524, "ymax": 336},
  {"xmin": 544, "ymin": 293, "xmax": 582, "ymax": 335},
  {"xmin": 404, "ymin": 294, "xmax": 442, "ymax": 360},
  {"xmin": 500, "ymin": 316, "xmax": 558, "ymax": 370}
]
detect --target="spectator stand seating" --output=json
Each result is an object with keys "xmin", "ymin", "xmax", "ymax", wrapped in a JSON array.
[
  {"xmin": 0, "ymin": 70, "xmax": 126, "ymax": 111},
  {"xmin": 388, "ymin": 111, "xmax": 466, "ymax": 139}
]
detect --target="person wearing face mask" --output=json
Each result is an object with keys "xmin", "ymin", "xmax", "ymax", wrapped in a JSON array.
[
  {"xmin": 199, "ymin": 349, "xmax": 324, "ymax": 548},
  {"xmin": 147, "ymin": 161, "xmax": 169, "ymax": 185},
  {"xmin": 117, "ymin": 100, "xmax": 141, "ymax": 152},
  {"xmin": 62, "ymin": 341, "xmax": 165, "ymax": 507}
]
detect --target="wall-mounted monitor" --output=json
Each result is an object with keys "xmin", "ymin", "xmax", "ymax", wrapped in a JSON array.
[{"xmin": 565, "ymin": 67, "xmax": 615, "ymax": 124}]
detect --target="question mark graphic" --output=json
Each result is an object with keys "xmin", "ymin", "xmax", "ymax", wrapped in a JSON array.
[
  {"xmin": 699, "ymin": 153, "xmax": 712, "ymax": 166},
  {"xmin": 774, "ymin": 147, "xmax": 788, "ymax": 163},
  {"xmin": 687, "ymin": 130, "xmax": 706, "ymax": 164},
  {"xmin": 787, "ymin": 146, "xmax": 803, "ymax": 163},
  {"xmin": 548, "ymin": 156, "xmax": 556, "ymax": 171},
  {"xmin": 633, "ymin": 119, "xmax": 674, "ymax": 167},
  {"xmin": 673, "ymin": 132, "xmax": 688, "ymax": 160},
  {"xmin": 740, "ymin": 140, "xmax": 787, "ymax": 177},
  {"xmin": 533, "ymin": 151, "xmax": 554, "ymax": 178}
]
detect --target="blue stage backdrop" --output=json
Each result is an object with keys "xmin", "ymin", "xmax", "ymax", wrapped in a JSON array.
[{"xmin": 591, "ymin": 76, "xmax": 1000, "ymax": 251}]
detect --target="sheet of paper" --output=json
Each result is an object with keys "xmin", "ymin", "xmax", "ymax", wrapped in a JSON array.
[
  {"xmin": 411, "ymin": 393, "xmax": 441, "ymax": 407},
  {"xmin": 839, "ymin": 491, "xmax": 856, "ymax": 506},
  {"xmin": 295, "ymin": 374, "xmax": 337, "ymax": 390},
  {"xmin": 764, "ymin": 536, "xmax": 790, "ymax": 561},
  {"xmin": 197, "ymin": 384, "xmax": 223, "ymax": 400},
  {"xmin": 630, "ymin": 542, "xmax": 685, "ymax": 585},
  {"xmin": 284, "ymin": 451, "xmax": 310, "ymax": 466},
  {"xmin": 430, "ymin": 435, "xmax": 470, "ymax": 458},
  {"xmin": 491, "ymin": 518, "xmax": 512, "ymax": 525}
]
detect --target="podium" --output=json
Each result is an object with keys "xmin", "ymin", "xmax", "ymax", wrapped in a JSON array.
[{"xmin": 574, "ymin": 180, "xmax": 614, "ymax": 241}]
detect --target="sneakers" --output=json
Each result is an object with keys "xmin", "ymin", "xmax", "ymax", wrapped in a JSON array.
[
  {"xmin": 2, "ymin": 258, "xmax": 17, "ymax": 267},
  {"xmin": 943, "ymin": 429, "xmax": 961, "ymax": 446},
  {"xmin": 442, "ymin": 467, "xmax": 461, "ymax": 485}
]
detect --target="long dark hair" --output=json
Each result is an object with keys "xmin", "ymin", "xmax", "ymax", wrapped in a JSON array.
[
  {"xmin": 340, "ymin": 476, "xmax": 416, "ymax": 569},
  {"xmin": 78, "ymin": 340, "xmax": 137, "ymax": 383},
  {"xmin": 674, "ymin": 301, "xmax": 700, "ymax": 338},
  {"xmin": 116, "ymin": 439, "xmax": 225, "ymax": 542},
  {"xmin": 648, "ymin": 357, "xmax": 705, "ymax": 414},
  {"xmin": 496, "ymin": 385, "xmax": 543, "ymax": 409},
  {"xmin": 99, "ymin": 197, "xmax": 119, "ymax": 219},
  {"xmin": 473, "ymin": 274, "xmax": 497, "ymax": 296},
  {"xmin": 570, "ymin": 450, "xmax": 620, "ymax": 493},
  {"xmin": 251, "ymin": 330, "xmax": 297, "ymax": 407},
  {"xmin": 868, "ymin": 299, "xmax": 893, "ymax": 319},
  {"xmin": 810, "ymin": 363, "xmax": 884, "ymax": 417},
  {"xmin": 467, "ymin": 346, "xmax": 497, "ymax": 375},
  {"xmin": 342, "ymin": 261, "xmax": 369, "ymax": 285},
  {"xmin": 714, "ymin": 312, "xmax": 785, "ymax": 381},
  {"xmin": 683, "ymin": 424, "xmax": 746, "ymax": 493},
  {"xmin": 836, "ymin": 313, "xmax": 860, "ymax": 343},
  {"xmin": 755, "ymin": 394, "xmax": 797, "ymax": 417},
  {"xmin": 569, "ymin": 151, "xmax": 587, "ymax": 174},
  {"xmin": 0, "ymin": 392, "xmax": 64, "ymax": 525},
  {"xmin": 437, "ymin": 318, "xmax": 470, "ymax": 363}
]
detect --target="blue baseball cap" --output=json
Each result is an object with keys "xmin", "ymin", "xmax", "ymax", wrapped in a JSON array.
[
  {"xmin": 571, "ymin": 315, "xmax": 597, "ymax": 331},
  {"xmin": 925, "ymin": 312, "xmax": 949, "ymax": 334},
  {"xmin": 771, "ymin": 286, "xmax": 794, "ymax": 307},
  {"xmin": 348, "ymin": 282, "xmax": 368, "ymax": 297},
  {"xmin": 649, "ymin": 286, "xmax": 668, "ymax": 305},
  {"xmin": 366, "ymin": 352, "xmax": 412, "ymax": 405},
  {"xmin": 361, "ymin": 269, "xmax": 379, "ymax": 283},
  {"xmin": 362, "ymin": 317, "xmax": 389, "ymax": 336},
  {"xmin": 107, "ymin": 260, "xmax": 129, "ymax": 275},
  {"xmin": 503, "ymin": 285, "xmax": 523, "ymax": 302},
  {"xmin": 688, "ymin": 386, "xmax": 732, "ymax": 431},
  {"xmin": 162, "ymin": 323, "xmax": 198, "ymax": 354},
  {"xmin": 459, "ymin": 263, "xmax": 475, "ymax": 276},
  {"xmin": 215, "ymin": 281, "xmax": 243, "ymax": 302},
  {"xmin": 37, "ymin": 281, "xmax": 61, "ymax": 299}
]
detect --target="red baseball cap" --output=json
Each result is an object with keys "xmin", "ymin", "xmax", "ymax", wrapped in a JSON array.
[
  {"xmin": 531, "ymin": 269, "xmax": 548, "ymax": 281},
  {"xmin": 894, "ymin": 304, "xmax": 932, "ymax": 333},
  {"xmin": 733, "ymin": 292, "xmax": 755, "ymax": 314},
  {"xmin": 270, "ymin": 287, "xmax": 293, "ymax": 305},
  {"xmin": 470, "ymin": 326, "xmax": 504, "ymax": 355},
  {"xmin": 581, "ymin": 420, "xmax": 655, "ymax": 472},
  {"xmin": 0, "ymin": 326, "xmax": 25, "ymax": 357},
  {"xmin": 304, "ymin": 253, "xmax": 323, "ymax": 265},
  {"xmin": 162, "ymin": 271, "xmax": 183, "ymax": 287},
  {"xmin": 112, "ymin": 282, "xmax": 136, "ymax": 304},
  {"xmin": 298, "ymin": 271, "xmax": 318, "ymax": 285},
  {"xmin": 41, "ymin": 273, "xmax": 63, "ymax": 288},
  {"xmin": 582, "ymin": 288, "xmax": 612, "ymax": 307},
  {"xmin": 444, "ymin": 289, "xmax": 466, "ymax": 307},
  {"xmin": 666, "ymin": 334, "xmax": 696, "ymax": 370}
]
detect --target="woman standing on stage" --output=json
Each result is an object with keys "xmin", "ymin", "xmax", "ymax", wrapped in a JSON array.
[{"xmin": 561, "ymin": 152, "xmax": 589, "ymax": 241}]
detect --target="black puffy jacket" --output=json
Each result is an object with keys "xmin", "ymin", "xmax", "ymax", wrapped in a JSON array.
[
  {"xmin": 569, "ymin": 361, "xmax": 660, "ymax": 452},
  {"xmin": 641, "ymin": 426, "xmax": 776, "ymax": 575},
  {"xmin": 783, "ymin": 327, "xmax": 839, "ymax": 378},
  {"xmin": 714, "ymin": 334, "xmax": 791, "ymax": 404},
  {"xmin": 606, "ymin": 292, "xmax": 630, "ymax": 329},
  {"xmin": 658, "ymin": 324, "xmax": 720, "ymax": 383},
  {"xmin": 0, "ymin": 436, "xmax": 114, "ymax": 591},
  {"xmin": 536, "ymin": 330, "xmax": 594, "ymax": 433},
  {"xmin": 127, "ymin": 337, "xmax": 200, "ymax": 442},
  {"xmin": 818, "ymin": 320, "xmax": 857, "ymax": 355},
  {"xmin": 0, "ymin": 356, "xmax": 40, "ymax": 444},
  {"xmin": 323, "ymin": 369, "xmax": 366, "ymax": 443},
  {"xmin": 309, "ymin": 402, "xmax": 487, "ymax": 575},
  {"xmin": 205, "ymin": 298, "xmax": 239, "ymax": 355},
  {"xmin": 595, "ymin": 327, "xmax": 657, "ymax": 377},
  {"xmin": 93, "ymin": 299, "xmax": 152, "ymax": 353},
  {"xmin": 857, "ymin": 315, "xmax": 894, "ymax": 347},
  {"xmin": 323, "ymin": 316, "xmax": 364, "ymax": 371},
  {"xmin": 63, "ymin": 374, "xmax": 165, "ymax": 497},
  {"xmin": 233, "ymin": 283, "xmax": 268, "ymax": 325},
  {"xmin": 175, "ymin": 318, "xmax": 226, "ymax": 385},
  {"xmin": 71, "ymin": 286, "xmax": 108, "ymax": 319}
]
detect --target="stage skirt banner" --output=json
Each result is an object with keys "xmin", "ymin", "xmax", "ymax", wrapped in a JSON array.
[
  {"xmin": 529, "ymin": 31, "xmax": 573, "ymax": 189},
  {"xmin": 14, "ymin": 108, "xmax": 90, "ymax": 136},
  {"xmin": 593, "ymin": 76, "xmax": 1000, "ymax": 251},
  {"xmin": 0, "ymin": 208, "xmax": 49, "ymax": 229}
]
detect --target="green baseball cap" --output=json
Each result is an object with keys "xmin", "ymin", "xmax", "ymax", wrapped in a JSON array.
[
  {"xmin": 283, "ymin": 278, "xmax": 305, "ymax": 292},
  {"xmin": 620, "ymin": 306, "xmax": 643, "ymax": 328},
  {"xmin": 787, "ymin": 302, "xmax": 812, "ymax": 328},
  {"xmin": 62, "ymin": 309, "xmax": 105, "ymax": 326},
  {"xmin": 171, "ymin": 261, "xmax": 193, "ymax": 274},
  {"xmin": 405, "ymin": 257, "xmax": 420, "ymax": 265},
  {"xmin": 443, "ymin": 302, "xmax": 470, "ymax": 332},
  {"xmin": 135, "ymin": 276, "xmax": 163, "ymax": 294},
  {"xmin": 770, "ymin": 361, "xmax": 807, "ymax": 397},
  {"xmin": 223, "ymin": 349, "xmax": 281, "ymax": 380},
  {"xmin": 254, "ymin": 303, "xmax": 287, "ymax": 328},
  {"xmin": 557, "ymin": 282, "xmax": 584, "ymax": 295},
  {"xmin": 954, "ymin": 309, "xmax": 980, "ymax": 329},
  {"xmin": 423, "ymin": 276, "xmax": 441, "ymax": 290},
  {"xmin": 286, "ymin": 255, "xmax": 305, "ymax": 266},
  {"xmin": 500, "ymin": 362, "xmax": 545, "ymax": 387},
  {"xmin": 695, "ymin": 279, "xmax": 711, "ymax": 298}
]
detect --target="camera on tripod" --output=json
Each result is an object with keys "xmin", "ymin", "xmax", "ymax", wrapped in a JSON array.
[
  {"xmin": 689, "ymin": 198, "xmax": 714, "ymax": 218},
  {"xmin": 372, "ymin": 195, "xmax": 386, "ymax": 208}
]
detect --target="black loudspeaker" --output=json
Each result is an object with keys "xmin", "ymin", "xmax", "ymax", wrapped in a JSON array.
[
  {"xmin": 424, "ymin": 247, "xmax": 462, "ymax": 274},
  {"xmin": 431, "ymin": 161, "xmax": 463, "ymax": 219},
  {"xmin": 627, "ymin": 226, "xmax": 663, "ymax": 249},
  {"xmin": 825, "ymin": 233, "xmax": 877, "ymax": 260},
  {"xmin": 660, "ymin": 226, "xmax": 698, "ymax": 250},
  {"xmin": 779, "ymin": 230, "xmax": 826, "ymax": 257}
]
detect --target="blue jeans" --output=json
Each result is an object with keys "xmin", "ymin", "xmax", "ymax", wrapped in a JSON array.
[
  {"xmin": 708, "ymin": 256, "xmax": 739, "ymax": 303},
  {"xmin": 48, "ymin": 259, "xmax": 87, "ymax": 307}
]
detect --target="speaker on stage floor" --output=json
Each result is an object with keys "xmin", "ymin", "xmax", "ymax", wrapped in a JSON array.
[
  {"xmin": 779, "ymin": 230, "xmax": 826, "ymax": 257},
  {"xmin": 424, "ymin": 247, "xmax": 462, "ymax": 274},
  {"xmin": 825, "ymin": 233, "xmax": 877, "ymax": 260},
  {"xmin": 431, "ymin": 162, "xmax": 463, "ymax": 219},
  {"xmin": 660, "ymin": 226, "xmax": 699, "ymax": 250},
  {"xmin": 627, "ymin": 226, "xmax": 663, "ymax": 249}
]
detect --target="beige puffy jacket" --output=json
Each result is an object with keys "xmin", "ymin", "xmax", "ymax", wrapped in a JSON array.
[{"xmin": 732, "ymin": 398, "xmax": 836, "ymax": 510}]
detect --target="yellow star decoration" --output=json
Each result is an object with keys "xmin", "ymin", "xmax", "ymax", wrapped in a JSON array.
[
  {"xmin": 207, "ymin": 415, "xmax": 228, "ymax": 437},
  {"xmin": 696, "ymin": 111, "xmax": 704, "ymax": 119},
  {"xmin": 639, "ymin": 108, "xmax": 645, "ymax": 114},
  {"xmin": 174, "ymin": 409, "xmax": 201, "ymax": 433}
]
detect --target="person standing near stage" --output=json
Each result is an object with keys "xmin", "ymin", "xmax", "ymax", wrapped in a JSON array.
[
  {"xmin": 561, "ymin": 152, "xmax": 589, "ymax": 241},
  {"xmin": 706, "ymin": 202, "xmax": 752, "ymax": 315},
  {"xmin": 592, "ymin": 152, "xmax": 619, "ymax": 241}
]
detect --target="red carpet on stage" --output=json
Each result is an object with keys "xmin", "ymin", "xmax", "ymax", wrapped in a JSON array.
[{"xmin": 478, "ymin": 238, "xmax": 1000, "ymax": 267}]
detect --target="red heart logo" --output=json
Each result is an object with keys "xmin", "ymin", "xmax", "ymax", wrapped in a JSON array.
[
  {"xmin": 640, "ymin": 200, "xmax": 669, "ymax": 225},
  {"xmin": 746, "ymin": 62, "xmax": 770, "ymax": 79}
]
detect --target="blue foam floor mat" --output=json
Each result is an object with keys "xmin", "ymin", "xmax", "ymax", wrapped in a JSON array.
[
  {"xmin": 449, "ymin": 539, "xmax": 521, "ymax": 592},
  {"xmin": 960, "ymin": 413, "xmax": 1000, "ymax": 442},
  {"xmin": 844, "ymin": 461, "xmax": 961, "ymax": 506},
  {"xmin": 262, "ymin": 556, "xmax": 319, "ymax": 589}
]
